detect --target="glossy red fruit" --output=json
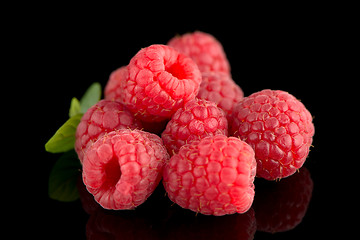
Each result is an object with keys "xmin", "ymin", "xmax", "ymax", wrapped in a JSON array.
[
  {"xmin": 75, "ymin": 100, "xmax": 142, "ymax": 163},
  {"xmin": 104, "ymin": 66, "xmax": 127, "ymax": 102},
  {"xmin": 161, "ymin": 98, "xmax": 228, "ymax": 155},
  {"xmin": 197, "ymin": 71, "xmax": 244, "ymax": 118},
  {"xmin": 82, "ymin": 129, "xmax": 169, "ymax": 210},
  {"xmin": 118, "ymin": 44, "xmax": 202, "ymax": 122},
  {"xmin": 230, "ymin": 89, "xmax": 314, "ymax": 180},
  {"xmin": 163, "ymin": 135, "xmax": 256, "ymax": 216},
  {"xmin": 168, "ymin": 31, "xmax": 231, "ymax": 75}
]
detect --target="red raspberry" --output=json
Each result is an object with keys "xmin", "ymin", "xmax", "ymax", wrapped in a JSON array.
[
  {"xmin": 163, "ymin": 135, "xmax": 256, "ymax": 216},
  {"xmin": 104, "ymin": 67, "xmax": 169, "ymax": 135},
  {"xmin": 75, "ymin": 100, "xmax": 142, "ymax": 163},
  {"xmin": 118, "ymin": 44, "xmax": 202, "ymax": 122},
  {"xmin": 82, "ymin": 129, "xmax": 169, "ymax": 210},
  {"xmin": 197, "ymin": 71, "xmax": 244, "ymax": 118},
  {"xmin": 168, "ymin": 31, "xmax": 231, "ymax": 75},
  {"xmin": 230, "ymin": 89, "xmax": 315, "ymax": 180},
  {"xmin": 161, "ymin": 98, "xmax": 228, "ymax": 155},
  {"xmin": 104, "ymin": 66, "xmax": 127, "ymax": 102}
]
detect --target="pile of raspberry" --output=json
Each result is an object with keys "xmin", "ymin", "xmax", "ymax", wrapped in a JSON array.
[{"xmin": 76, "ymin": 31, "xmax": 315, "ymax": 216}]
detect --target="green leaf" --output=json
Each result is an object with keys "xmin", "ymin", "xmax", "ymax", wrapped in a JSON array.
[
  {"xmin": 69, "ymin": 97, "xmax": 81, "ymax": 118},
  {"xmin": 45, "ymin": 114, "xmax": 83, "ymax": 153},
  {"xmin": 48, "ymin": 150, "xmax": 81, "ymax": 202},
  {"xmin": 80, "ymin": 82, "xmax": 101, "ymax": 114}
]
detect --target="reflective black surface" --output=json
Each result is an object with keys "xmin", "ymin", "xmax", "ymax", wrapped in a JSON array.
[
  {"xmin": 42, "ymin": 155, "xmax": 337, "ymax": 240},
  {"xmin": 47, "ymin": 167, "xmax": 315, "ymax": 239},
  {"xmin": 33, "ymin": 17, "xmax": 348, "ymax": 239}
]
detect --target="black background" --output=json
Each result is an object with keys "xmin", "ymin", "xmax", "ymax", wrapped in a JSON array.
[{"xmin": 15, "ymin": 10, "xmax": 353, "ymax": 239}]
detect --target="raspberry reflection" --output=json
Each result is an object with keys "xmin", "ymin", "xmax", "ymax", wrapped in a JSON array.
[
  {"xmin": 78, "ymin": 167, "xmax": 313, "ymax": 238},
  {"xmin": 79, "ymin": 180, "xmax": 256, "ymax": 240},
  {"xmin": 254, "ymin": 167, "xmax": 313, "ymax": 233},
  {"xmin": 163, "ymin": 207, "xmax": 256, "ymax": 240},
  {"xmin": 86, "ymin": 209, "xmax": 161, "ymax": 240}
]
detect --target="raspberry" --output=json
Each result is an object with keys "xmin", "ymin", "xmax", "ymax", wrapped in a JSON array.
[
  {"xmin": 197, "ymin": 71, "xmax": 244, "ymax": 118},
  {"xmin": 75, "ymin": 100, "xmax": 142, "ymax": 163},
  {"xmin": 104, "ymin": 66, "xmax": 127, "ymax": 102},
  {"xmin": 230, "ymin": 89, "xmax": 315, "ymax": 180},
  {"xmin": 118, "ymin": 44, "xmax": 202, "ymax": 122},
  {"xmin": 168, "ymin": 31, "xmax": 231, "ymax": 75},
  {"xmin": 163, "ymin": 135, "xmax": 256, "ymax": 216},
  {"xmin": 104, "ymin": 67, "xmax": 169, "ymax": 135},
  {"xmin": 82, "ymin": 129, "xmax": 169, "ymax": 210},
  {"xmin": 254, "ymin": 167, "xmax": 313, "ymax": 233},
  {"xmin": 161, "ymin": 98, "xmax": 228, "ymax": 155}
]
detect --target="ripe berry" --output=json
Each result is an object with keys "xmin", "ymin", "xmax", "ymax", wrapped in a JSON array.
[
  {"xmin": 104, "ymin": 68, "xmax": 169, "ymax": 135},
  {"xmin": 161, "ymin": 98, "xmax": 228, "ymax": 155},
  {"xmin": 163, "ymin": 135, "xmax": 256, "ymax": 216},
  {"xmin": 104, "ymin": 66, "xmax": 127, "ymax": 102},
  {"xmin": 197, "ymin": 71, "xmax": 244, "ymax": 118},
  {"xmin": 168, "ymin": 31, "xmax": 231, "ymax": 75},
  {"xmin": 82, "ymin": 129, "xmax": 169, "ymax": 210},
  {"xmin": 230, "ymin": 89, "xmax": 315, "ymax": 180},
  {"xmin": 118, "ymin": 44, "xmax": 202, "ymax": 122},
  {"xmin": 75, "ymin": 100, "xmax": 142, "ymax": 163}
]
